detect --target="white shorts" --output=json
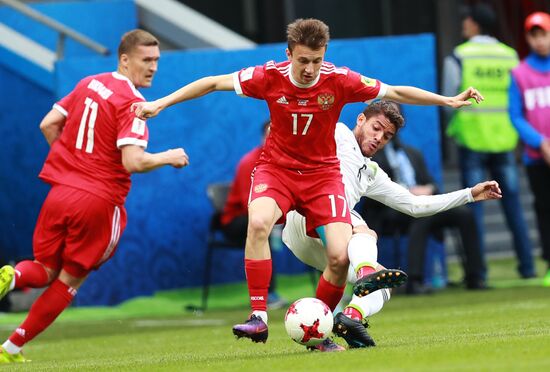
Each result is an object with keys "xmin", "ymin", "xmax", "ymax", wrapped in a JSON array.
[{"xmin": 282, "ymin": 210, "xmax": 367, "ymax": 284}]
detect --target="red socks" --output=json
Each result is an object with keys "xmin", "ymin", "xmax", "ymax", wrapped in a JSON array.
[
  {"xmin": 316, "ymin": 274, "xmax": 345, "ymax": 311},
  {"xmin": 14, "ymin": 261, "xmax": 49, "ymax": 289},
  {"xmin": 245, "ymin": 258, "xmax": 272, "ymax": 312},
  {"xmin": 9, "ymin": 279, "xmax": 76, "ymax": 347}
]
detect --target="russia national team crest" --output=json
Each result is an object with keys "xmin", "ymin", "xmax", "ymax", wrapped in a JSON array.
[{"xmin": 317, "ymin": 93, "xmax": 335, "ymax": 110}]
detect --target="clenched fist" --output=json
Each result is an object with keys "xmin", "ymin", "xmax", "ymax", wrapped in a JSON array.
[
  {"xmin": 165, "ymin": 148, "xmax": 189, "ymax": 168},
  {"xmin": 131, "ymin": 100, "xmax": 163, "ymax": 119}
]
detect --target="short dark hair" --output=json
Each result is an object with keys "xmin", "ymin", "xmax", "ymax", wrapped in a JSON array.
[
  {"xmin": 287, "ymin": 18, "xmax": 330, "ymax": 52},
  {"xmin": 118, "ymin": 29, "xmax": 159, "ymax": 58},
  {"xmin": 463, "ymin": 3, "xmax": 496, "ymax": 35},
  {"xmin": 362, "ymin": 101, "xmax": 405, "ymax": 131}
]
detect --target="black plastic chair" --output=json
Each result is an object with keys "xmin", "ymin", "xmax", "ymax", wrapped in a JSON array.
[{"xmin": 199, "ymin": 182, "xmax": 244, "ymax": 311}]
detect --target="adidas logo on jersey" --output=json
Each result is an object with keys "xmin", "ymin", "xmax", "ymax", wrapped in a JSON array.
[{"xmin": 276, "ymin": 96, "xmax": 289, "ymax": 104}]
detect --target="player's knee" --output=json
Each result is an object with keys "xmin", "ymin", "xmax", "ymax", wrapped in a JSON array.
[
  {"xmin": 352, "ymin": 225, "xmax": 377, "ymax": 239},
  {"xmin": 247, "ymin": 215, "xmax": 271, "ymax": 240},
  {"xmin": 34, "ymin": 260, "xmax": 59, "ymax": 284},
  {"xmin": 326, "ymin": 252, "xmax": 349, "ymax": 273}
]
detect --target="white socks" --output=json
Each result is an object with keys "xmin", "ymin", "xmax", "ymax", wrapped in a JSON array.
[
  {"xmin": 348, "ymin": 288, "xmax": 391, "ymax": 317},
  {"xmin": 252, "ymin": 310, "xmax": 268, "ymax": 324},
  {"xmin": 346, "ymin": 232, "xmax": 390, "ymax": 319},
  {"xmin": 348, "ymin": 233, "xmax": 378, "ymax": 272},
  {"xmin": 2, "ymin": 340, "xmax": 21, "ymax": 355}
]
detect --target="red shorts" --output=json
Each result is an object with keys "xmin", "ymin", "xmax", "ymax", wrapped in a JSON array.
[
  {"xmin": 33, "ymin": 184, "xmax": 127, "ymax": 278},
  {"xmin": 250, "ymin": 163, "xmax": 350, "ymax": 236}
]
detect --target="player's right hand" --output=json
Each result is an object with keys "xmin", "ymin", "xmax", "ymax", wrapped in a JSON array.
[
  {"xmin": 131, "ymin": 100, "xmax": 162, "ymax": 119},
  {"xmin": 167, "ymin": 148, "xmax": 189, "ymax": 168}
]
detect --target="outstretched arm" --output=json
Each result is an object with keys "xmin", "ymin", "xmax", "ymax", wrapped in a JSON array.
[
  {"xmin": 366, "ymin": 172, "xmax": 501, "ymax": 218},
  {"xmin": 384, "ymin": 85, "xmax": 484, "ymax": 108},
  {"xmin": 131, "ymin": 74, "xmax": 234, "ymax": 119}
]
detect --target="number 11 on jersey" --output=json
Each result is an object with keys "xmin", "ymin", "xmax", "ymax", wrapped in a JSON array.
[{"xmin": 76, "ymin": 97, "xmax": 98, "ymax": 153}]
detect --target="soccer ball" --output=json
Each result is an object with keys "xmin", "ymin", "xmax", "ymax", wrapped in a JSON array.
[{"xmin": 284, "ymin": 297, "xmax": 334, "ymax": 346}]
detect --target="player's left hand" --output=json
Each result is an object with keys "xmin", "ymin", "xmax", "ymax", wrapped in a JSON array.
[
  {"xmin": 471, "ymin": 180, "xmax": 502, "ymax": 201},
  {"xmin": 449, "ymin": 86, "xmax": 484, "ymax": 108}
]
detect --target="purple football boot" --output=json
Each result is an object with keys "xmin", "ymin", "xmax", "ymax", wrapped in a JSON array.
[{"xmin": 232, "ymin": 314, "xmax": 268, "ymax": 343}]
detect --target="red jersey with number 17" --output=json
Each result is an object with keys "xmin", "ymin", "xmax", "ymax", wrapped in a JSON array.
[
  {"xmin": 39, "ymin": 72, "xmax": 149, "ymax": 206},
  {"xmin": 233, "ymin": 61, "xmax": 386, "ymax": 170}
]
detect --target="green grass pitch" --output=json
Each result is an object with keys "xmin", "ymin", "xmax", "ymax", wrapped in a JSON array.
[{"xmin": 0, "ymin": 257, "xmax": 549, "ymax": 371}]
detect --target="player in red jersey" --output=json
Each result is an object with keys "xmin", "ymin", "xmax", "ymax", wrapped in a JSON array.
[
  {"xmin": 132, "ymin": 19, "xmax": 483, "ymax": 351},
  {"xmin": 0, "ymin": 30, "xmax": 189, "ymax": 363}
]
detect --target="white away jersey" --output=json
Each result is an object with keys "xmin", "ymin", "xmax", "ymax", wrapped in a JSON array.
[
  {"xmin": 335, "ymin": 123, "xmax": 474, "ymax": 216},
  {"xmin": 282, "ymin": 124, "xmax": 475, "ymax": 275}
]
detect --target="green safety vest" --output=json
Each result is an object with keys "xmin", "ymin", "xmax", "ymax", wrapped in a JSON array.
[{"xmin": 447, "ymin": 40, "xmax": 519, "ymax": 152}]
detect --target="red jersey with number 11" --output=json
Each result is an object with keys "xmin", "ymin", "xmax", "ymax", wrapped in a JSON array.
[
  {"xmin": 233, "ymin": 60, "xmax": 386, "ymax": 170},
  {"xmin": 39, "ymin": 72, "xmax": 149, "ymax": 205}
]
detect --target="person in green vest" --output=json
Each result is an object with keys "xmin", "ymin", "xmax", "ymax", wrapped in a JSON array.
[{"xmin": 442, "ymin": 3, "xmax": 535, "ymax": 279}]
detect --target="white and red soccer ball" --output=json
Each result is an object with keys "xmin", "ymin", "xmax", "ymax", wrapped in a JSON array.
[{"xmin": 284, "ymin": 297, "xmax": 334, "ymax": 346}]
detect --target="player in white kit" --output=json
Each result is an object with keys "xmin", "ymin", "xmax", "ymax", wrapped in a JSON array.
[{"xmin": 282, "ymin": 101, "xmax": 502, "ymax": 348}]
